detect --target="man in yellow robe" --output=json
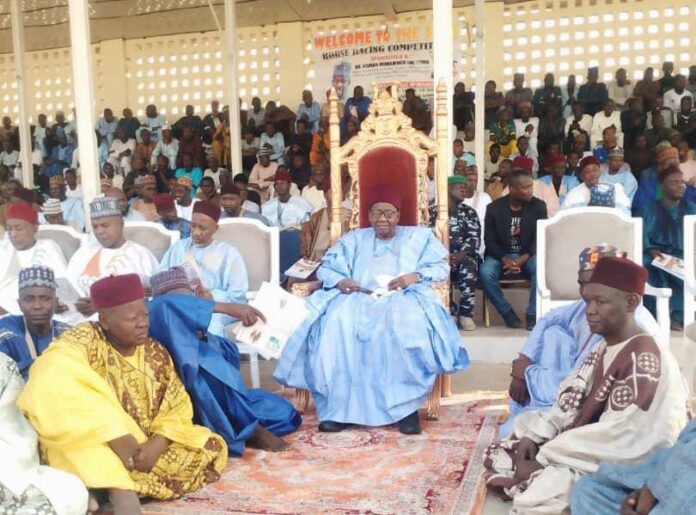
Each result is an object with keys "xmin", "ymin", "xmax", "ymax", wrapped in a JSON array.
[{"xmin": 18, "ymin": 273, "xmax": 227, "ymax": 514}]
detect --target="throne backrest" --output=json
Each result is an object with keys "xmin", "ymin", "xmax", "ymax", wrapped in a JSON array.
[
  {"xmin": 37, "ymin": 225, "xmax": 86, "ymax": 262},
  {"xmin": 123, "ymin": 221, "xmax": 180, "ymax": 261}
]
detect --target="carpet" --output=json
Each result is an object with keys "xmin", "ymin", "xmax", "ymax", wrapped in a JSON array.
[{"xmin": 144, "ymin": 392, "xmax": 507, "ymax": 515}]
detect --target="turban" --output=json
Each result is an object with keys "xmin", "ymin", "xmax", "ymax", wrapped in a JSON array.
[
  {"xmin": 578, "ymin": 244, "xmax": 622, "ymax": 272},
  {"xmin": 177, "ymin": 176, "xmax": 193, "ymax": 189},
  {"xmin": 150, "ymin": 267, "xmax": 191, "ymax": 297},
  {"xmin": 274, "ymin": 169, "xmax": 292, "ymax": 183},
  {"xmin": 49, "ymin": 176, "xmax": 66, "ymax": 186},
  {"xmin": 448, "ymin": 175, "xmax": 468, "ymax": 186},
  {"xmin": 42, "ymin": 198, "xmax": 62, "ymax": 215},
  {"xmin": 321, "ymin": 177, "xmax": 332, "ymax": 191},
  {"xmin": 89, "ymin": 197, "xmax": 121, "ymax": 219},
  {"xmin": 658, "ymin": 164, "xmax": 683, "ymax": 183},
  {"xmin": 579, "ymin": 155, "xmax": 599, "ymax": 171},
  {"xmin": 368, "ymin": 184, "xmax": 401, "ymax": 210},
  {"xmin": 90, "ymin": 274, "xmax": 145, "ymax": 310},
  {"xmin": 588, "ymin": 256, "xmax": 647, "ymax": 296},
  {"xmin": 7, "ymin": 203, "xmax": 38, "ymax": 225},
  {"xmin": 657, "ymin": 146, "xmax": 679, "ymax": 167},
  {"xmin": 153, "ymin": 193, "xmax": 175, "ymax": 212},
  {"xmin": 18, "ymin": 266, "xmax": 56, "ymax": 290},
  {"xmin": 192, "ymin": 199, "xmax": 221, "ymax": 222},
  {"xmin": 220, "ymin": 184, "xmax": 242, "ymax": 196},
  {"xmin": 607, "ymin": 147, "xmax": 624, "ymax": 159},
  {"xmin": 548, "ymin": 154, "xmax": 567, "ymax": 166},
  {"xmin": 511, "ymin": 156, "xmax": 534, "ymax": 173}
]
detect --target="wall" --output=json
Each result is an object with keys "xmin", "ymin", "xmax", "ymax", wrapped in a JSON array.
[{"xmin": 0, "ymin": 0, "xmax": 694, "ymax": 123}]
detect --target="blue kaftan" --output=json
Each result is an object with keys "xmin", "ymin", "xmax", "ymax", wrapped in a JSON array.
[
  {"xmin": 500, "ymin": 301, "xmax": 660, "ymax": 438},
  {"xmin": 148, "ymin": 295, "xmax": 301, "ymax": 456},
  {"xmin": 274, "ymin": 226, "xmax": 469, "ymax": 426},
  {"xmin": 571, "ymin": 418, "xmax": 696, "ymax": 515}
]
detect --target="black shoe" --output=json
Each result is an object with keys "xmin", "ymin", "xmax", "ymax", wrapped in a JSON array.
[
  {"xmin": 318, "ymin": 420, "xmax": 350, "ymax": 432},
  {"xmin": 398, "ymin": 411, "xmax": 422, "ymax": 435},
  {"xmin": 502, "ymin": 310, "xmax": 522, "ymax": 329},
  {"xmin": 526, "ymin": 315, "xmax": 536, "ymax": 331}
]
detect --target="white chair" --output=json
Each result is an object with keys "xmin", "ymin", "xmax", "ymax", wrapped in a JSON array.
[
  {"xmin": 215, "ymin": 218, "xmax": 280, "ymax": 389},
  {"xmin": 536, "ymin": 207, "xmax": 672, "ymax": 347},
  {"xmin": 682, "ymin": 214, "xmax": 696, "ymax": 328},
  {"xmin": 37, "ymin": 224, "xmax": 87, "ymax": 262},
  {"xmin": 123, "ymin": 221, "xmax": 180, "ymax": 261}
]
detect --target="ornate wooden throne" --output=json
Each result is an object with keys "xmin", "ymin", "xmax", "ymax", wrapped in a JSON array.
[{"xmin": 293, "ymin": 81, "xmax": 453, "ymax": 420}]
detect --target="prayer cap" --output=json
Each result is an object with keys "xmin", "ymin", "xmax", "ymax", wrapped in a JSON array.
[
  {"xmin": 49, "ymin": 175, "xmax": 66, "ymax": 186},
  {"xmin": 136, "ymin": 175, "xmax": 157, "ymax": 187},
  {"xmin": 177, "ymin": 176, "xmax": 193, "ymax": 189},
  {"xmin": 579, "ymin": 155, "xmax": 599, "ymax": 171},
  {"xmin": 548, "ymin": 154, "xmax": 566, "ymax": 166},
  {"xmin": 368, "ymin": 183, "xmax": 401, "ymax": 210},
  {"xmin": 274, "ymin": 169, "xmax": 292, "ymax": 183},
  {"xmin": 578, "ymin": 244, "xmax": 622, "ymax": 271},
  {"xmin": 608, "ymin": 147, "xmax": 624, "ymax": 159},
  {"xmin": 150, "ymin": 267, "xmax": 191, "ymax": 297},
  {"xmin": 7, "ymin": 203, "xmax": 38, "ymax": 225},
  {"xmin": 448, "ymin": 176, "xmax": 468, "ymax": 186},
  {"xmin": 220, "ymin": 184, "xmax": 242, "ymax": 196},
  {"xmin": 153, "ymin": 193, "xmax": 175, "ymax": 211},
  {"xmin": 89, "ymin": 197, "xmax": 121, "ymax": 219},
  {"xmin": 658, "ymin": 164, "xmax": 683, "ymax": 183},
  {"xmin": 656, "ymin": 145, "xmax": 678, "ymax": 167},
  {"xmin": 90, "ymin": 274, "xmax": 145, "ymax": 310},
  {"xmin": 18, "ymin": 266, "xmax": 56, "ymax": 290},
  {"xmin": 192, "ymin": 199, "xmax": 221, "ymax": 222},
  {"xmin": 42, "ymin": 198, "xmax": 63, "ymax": 215},
  {"xmin": 588, "ymin": 256, "xmax": 647, "ymax": 296},
  {"xmin": 161, "ymin": 124, "xmax": 172, "ymax": 132},
  {"xmin": 511, "ymin": 156, "xmax": 534, "ymax": 173}
]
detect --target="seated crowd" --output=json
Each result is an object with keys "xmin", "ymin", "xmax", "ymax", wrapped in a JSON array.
[{"xmin": 0, "ymin": 65, "xmax": 695, "ymax": 514}]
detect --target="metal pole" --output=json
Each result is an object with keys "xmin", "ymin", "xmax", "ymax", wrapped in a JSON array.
[
  {"xmin": 67, "ymin": 0, "xmax": 100, "ymax": 228},
  {"xmin": 474, "ymin": 0, "xmax": 486, "ymax": 192},
  {"xmin": 9, "ymin": 0, "xmax": 33, "ymax": 187},
  {"xmin": 432, "ymin": 0, "xmax": 454, "ymax": 167},
  {"xmin": 224, "ymin": 0, "xmax": 243, "ymax": 175}
]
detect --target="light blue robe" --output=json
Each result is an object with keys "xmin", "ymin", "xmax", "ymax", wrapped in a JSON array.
[
  {"xmin": 159, "ymin": 238, "xmax": 248, "ymax": 337},
  {"xmin": 600, "ymin": 168, "xmax": 639, "ymax": 201},
  {"xmin": 536, "ymin": 174, "xmax": 579, "ymax": 205},
  {"xmin": 500, "ymin": 300, "xmax": 660, "ymax": 438},
  {"xmin": 571, "ymin": 417, "xmax": 696, "ymax": 515},
  {"xmin": 273, "ymin": 226, "xmax": 469, "ymax": 426}
]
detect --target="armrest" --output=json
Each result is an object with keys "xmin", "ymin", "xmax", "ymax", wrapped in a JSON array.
[
  {"xmin": 429, "ymin": 281, "xmax": 449, "ymax": 307},
  {"xmin": 645, "ymin": 283, "xmax": 673, "ymax": 350},
  {"xmin": 291, "ymin": 280, "xmax": 322, "ymax": 298}
]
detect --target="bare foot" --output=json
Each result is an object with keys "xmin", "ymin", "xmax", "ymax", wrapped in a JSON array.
[
  {"xmin": 247, "ymin": 425, "xmax": 291, "ymax": 452},
  {"xmin": 109, "ymin": 488, "xmax": 141, "ymax": 515}
]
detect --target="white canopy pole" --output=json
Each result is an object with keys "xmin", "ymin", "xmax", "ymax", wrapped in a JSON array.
[
  {"xmin": 474, "ymin": 0, "xmax": 486, "ymax": 192},
  {"xmin": 9, "ymin": 0, "xmax": 33, "ymax": 187},
  {"xmin": 432, "ymin": 0, "xmax": 454, "ymax": 170},
  {"xmin": 67, "ymin": 0, "xmax": 100, "ymax": 227},
  {"xmin": 224, "ymin": 0, "xmax": 243, "ymax": 175}
]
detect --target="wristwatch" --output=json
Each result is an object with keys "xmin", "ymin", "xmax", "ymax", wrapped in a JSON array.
[{"xmin": 415, "ymin": 272, "xmax": 424, "ymax": 283}]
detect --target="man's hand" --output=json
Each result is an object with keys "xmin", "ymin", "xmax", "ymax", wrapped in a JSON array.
[
  {"xmin": 502, "ymin": 257, "xmax": 521, "ymax": 275},
  {"xmin": 133, "ymin": 435, "xmax": 170, "ymax": 473},
  {"xmin": 516, "ymin": 437, "xmax": 539, "ymax": 463},
  {"xmin": 628, "ymin": 485, "xmax": 657, "ymax": 515},
  {"xmin": 509, "ymin": 377, "xmax": 530, "ymax": 405},
  {"xmin": 75, "ymin": 297, "xmax": 96, "ymax": 317},
  {"xmin": 337, "ymin": 279, "xmax": 361, "ymax": 294},
  {"xmin": 647, "ymin": 249, "xmax": 664, "ymax": 260},
  {"xmin": 226, "ymin": 304, "xmax": 266, "ymax": 326},
  {"xmin": 514, "ymin": 457, "xmax": 543, "ymax": 481},
  {"xmin": 388, "ymin": 273, "xmax": 420, "ymax": 291},
  {"xmin": 192, "ymin": 280, "xmax": 213, "ymax": 300},
  {"xmin": 108, "ymin": 434, "xmax": 140, "ymax": 471}
]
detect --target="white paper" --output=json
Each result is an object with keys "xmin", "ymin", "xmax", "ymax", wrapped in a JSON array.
[
  {"xmin": 55, "ymin": 277, "xmax": 81, "ymax": 306},
  {"xmin": 229, "ymin": 282, "xmax": 309, "ymax": 359},
  {"xmin": 651, "ymin": 253, "xmax": 685, "ymax": 280},
  {"xmin": 370, "ymin": 274, "xmax": 396, "ymax": 299},
  {"xmin": 284, "ymin": 258, "xmax": 321, "ymax": 279}
]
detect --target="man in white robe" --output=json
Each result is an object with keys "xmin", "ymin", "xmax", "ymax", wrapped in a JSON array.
[
  {"xmin": 261, "ymin": 169, "xmax": 312, "ymax": 229},
  {"xmin": 41, "ymin": 175, "xmax": 85, "ymax": 231},
  {"xmin": 484, "ymin": 257, "xmax": 688, "ymax": 514},
  {"xmin": 562, "ymin": 155, "xmax": 631, "ymax": 215},
  {"xmin": 66, "ymin": 197, "xmax": 158, "ymax": 317},
  {"xmin": 0, "ymin": 203, "xmax": 67, "ymax": 315}
]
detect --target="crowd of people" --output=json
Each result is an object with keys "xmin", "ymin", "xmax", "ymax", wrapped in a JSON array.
[{"xmin": 0, "ymin": 63, "xmax": 695, "ymax": 514}]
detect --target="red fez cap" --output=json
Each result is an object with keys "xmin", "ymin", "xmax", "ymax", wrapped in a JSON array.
[
  {"xmin": 549, "ymin": 154, "xmax": 567, "ymax": 166},
  {"xmin": 90, "ymin": 273, "xmax": 145, "ymax": 310},
  {"xmin": 579, "ymin": 155, "xmax": 600, "ymax": 170},
  {"xmin": 153, "ymin": 193, "xmax": 175, "ymax": 212},
  {"xmin": 274, "ymin": 169, "xmax": 292, "ymax": 183},
  {"xmin": 321, "ymin": 177, "xmax": 332, "ymax": 191},
  {"xmin": 192, "ymin": 199, "xmax": 221, "ymax": 222},
  {"xmin": 658, "ymin": 164, "xmax": 682, "ymax": 183},
  {"xmin": 511, "ymin": 155, "xmax": 534, "ymax": 173},
  {"xmin": 588, "ymin": 257, "xmax": 647, "ymax": 296},
  {"xmin": 369, "ymin": 183, "xmax": 401, "ymax": 210},
  {"xmin": 7, "ymin": 203, "xmax": 38, "ymax": 225},
  {"xmin": 220, "ymin": 184, "xmax": 242, "ymax": 196}
]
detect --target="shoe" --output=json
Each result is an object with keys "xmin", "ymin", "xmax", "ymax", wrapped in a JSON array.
[
  {"xmin": 398, "ymin": 411, "xmax": 422, "ymax": 435},
  {"xmin": 459, "ymin": 316, "xmax": 476, "ymax": 331},
  {"xmin": 502, "ymin": 310, "xmax": 522, "ymax": 329},
  {"xmin": 671, "ymin": 318, "xmax": 684, "ymax": 331},
  {"xmin": 525, "ymin": 315, "xmax": 536, "ymax": 331},
  {"xmin": 318, "ymin": 420, "xmax": 350, "ymax": 432}
]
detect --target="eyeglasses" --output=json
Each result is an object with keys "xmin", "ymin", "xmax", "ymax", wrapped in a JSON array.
[{"xmin": 370, "ymin": 209, "xmax": 398, "ymax": 220}]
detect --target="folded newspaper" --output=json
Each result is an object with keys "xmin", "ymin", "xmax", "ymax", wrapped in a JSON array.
[
  {"xmin": 651, "ymin": 253, "xmax": 685, "ymax": 280},
  {"xmin": 230, "ymin": 282, "xmax": 309, "ymax": 359},
  {"xmin": 284, "ymin": 258, "xmax": 321, "ymax": 279}
]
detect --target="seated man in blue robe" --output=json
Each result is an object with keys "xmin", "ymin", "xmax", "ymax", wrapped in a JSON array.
[
  {"xmin": 0, "ymin": 266, "xmax": 70, "ymax": 379},
  {"xmin": 274, "ymin": 187, "xmax": 469, "ymax": 435},
  {"xmin": 501, "ymin": 245, "xmax": 660, "ymax": 438},
  {"xmin": 148, "ymin": 267, "xmax": 302, "ymax": 454},
  {"xmin": 571, "ymin": 417, "xmax": 696, "ymax": 514}
]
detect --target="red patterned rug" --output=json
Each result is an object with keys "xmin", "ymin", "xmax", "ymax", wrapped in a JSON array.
[{"xmin": 144, "ymin": 392, "xmax": 506, "ymax": 515}]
